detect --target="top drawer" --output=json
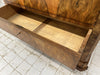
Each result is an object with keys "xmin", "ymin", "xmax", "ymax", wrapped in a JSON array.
[{"xmin": 4, "ymin": 0, "xmax": 100, "ymax": 29}]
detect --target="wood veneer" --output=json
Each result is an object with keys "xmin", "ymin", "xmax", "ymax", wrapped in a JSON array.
[
  {"xmin": 4, "ymin": 0, "xmax": 100, "ymax": 29},
  {"xmin": 0, "ymin": 3, "xmax": 100, "ymax": 71},
  {"xmin": 0, "ymin": 5, "xmax": 93, "ymax": 70},
  {"xmin": 8, "ymin": 12, "xmax": 87, "ymax": 52}
]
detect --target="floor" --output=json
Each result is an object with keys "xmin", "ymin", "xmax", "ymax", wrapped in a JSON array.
[{"xmin": 0, "ymin": 1, "xmax": 100, "ymax": 75}]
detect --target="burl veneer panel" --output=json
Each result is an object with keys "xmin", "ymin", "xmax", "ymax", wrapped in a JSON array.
[{"xmin": 4, "ymin": 0, "xmax": 100, "ymax": 28}]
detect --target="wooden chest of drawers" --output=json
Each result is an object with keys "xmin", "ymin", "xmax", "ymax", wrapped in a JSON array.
[{"xmin": 0, "ymin": 0, "xmax": 100, "ymax": 70}]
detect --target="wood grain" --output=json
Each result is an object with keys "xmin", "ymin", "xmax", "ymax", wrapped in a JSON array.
[
  {"xmin": 77, "ymin": 15, "xmax": 100, "ymax": 71},
  {"xmin": 0, "ymin": 5, "xmax": 99, "ymax": 71},
  {"xmin": 7, "ymin": 10, "xmax": 87, "ymax": 52},
  {"xmin": 4, "ymin": 0, "xmax": 100, "ymax": 29},
  {"xmin": 36, "ymin": 21, "xmax": 85, "ymax": 52},
  {"xmin": 0, "ymin": 6, "xmax": 82, "ymax": 69},
  {"xmin": 0, "ymin": 4, "xmax": 16, "ymax": 19},
  {"xmin": 0, "ymin": 17, "xmax": 81, "ymax": 69},
  {"xmin": 8, "ymin": 13, "xmax": 46, "ymax": 31},
  {"xmin": 0, "ymin": 5, "xmax": 90, "ymax": 70}
]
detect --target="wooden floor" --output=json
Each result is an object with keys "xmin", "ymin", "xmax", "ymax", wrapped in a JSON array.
[{"xmin": 8, "ymin": 13, "xmax": 87, "ymax": 52}]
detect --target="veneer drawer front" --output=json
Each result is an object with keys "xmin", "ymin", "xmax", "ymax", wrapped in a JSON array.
[
  {"xmin": 4, "ymin": 0, "xmax": 100, "ymax": 29},
  {"xmin": 0, "ymin": 5, "xmax": 92, "ymax": 69}
]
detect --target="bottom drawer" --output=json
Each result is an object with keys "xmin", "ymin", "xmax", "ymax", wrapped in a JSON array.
[{"xmin": 0, "ymin": 5, "xmax": 92, "ymax": 69}]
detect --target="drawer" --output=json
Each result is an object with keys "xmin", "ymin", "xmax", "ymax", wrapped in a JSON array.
[{"xmin": 0, "ymin": 5, "xmax": 92, "ymax": 69}]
